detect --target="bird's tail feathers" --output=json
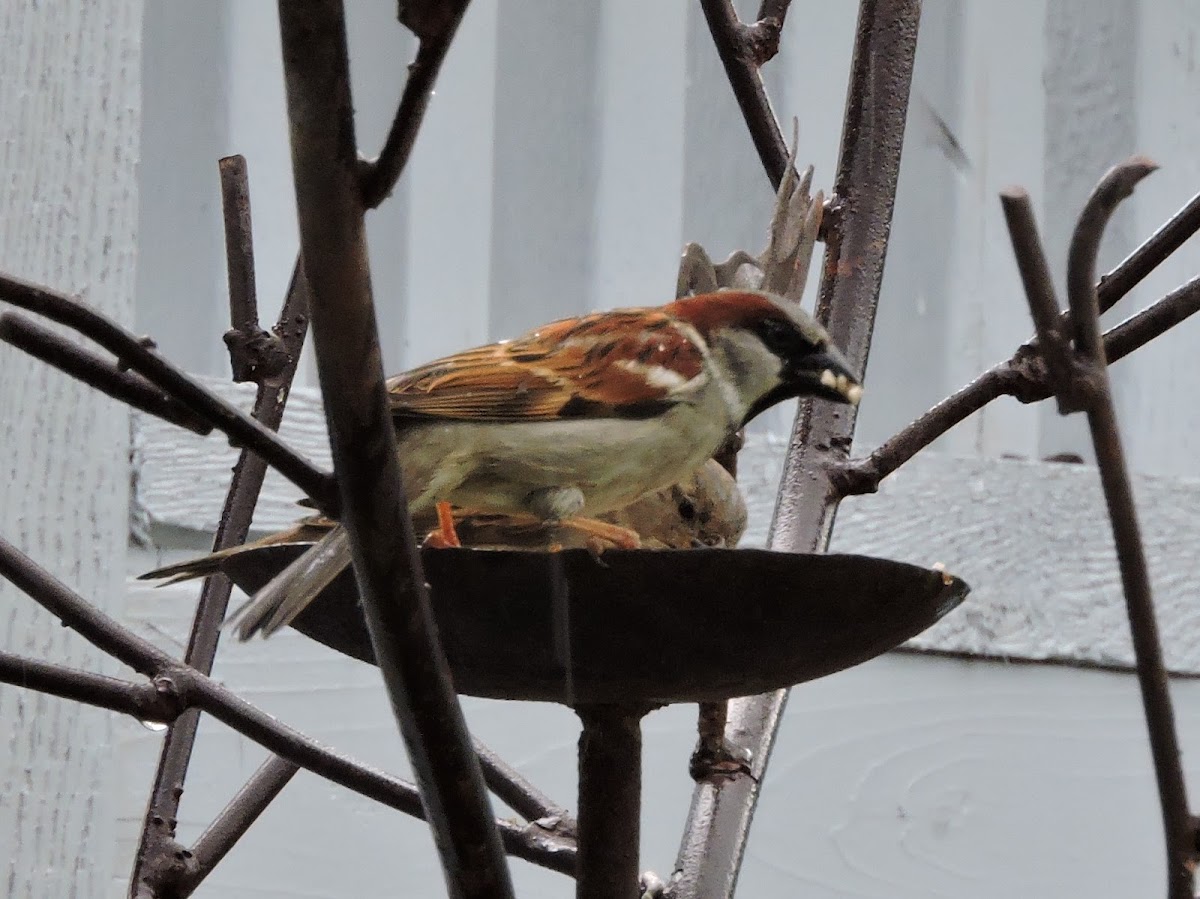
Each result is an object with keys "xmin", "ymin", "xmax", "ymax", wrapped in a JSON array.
[
  {"xmin": 225, "ymin": 525, "xmax": 353, "ymax": 641},
  {"xmin": 138, "ymin": 517, "xmax": 337, "ymax": 585}
]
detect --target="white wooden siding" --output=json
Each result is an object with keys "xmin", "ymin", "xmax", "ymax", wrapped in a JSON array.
[{"xmin": 0, "ymin": 3, "xmax": 142, "ymax": 898}]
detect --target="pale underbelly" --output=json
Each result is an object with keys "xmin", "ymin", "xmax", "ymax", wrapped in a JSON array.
[{"xmin": 397, "ymin": 411, "xmax": 731, "ymax": 517}]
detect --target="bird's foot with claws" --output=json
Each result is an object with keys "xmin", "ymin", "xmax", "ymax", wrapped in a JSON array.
[{"xmin": 559, "ymin": 516, "xmax": 642, "ymax": 550}]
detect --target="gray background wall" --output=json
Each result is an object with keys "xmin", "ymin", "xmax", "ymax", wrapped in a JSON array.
[{"xmin": 2, "ymin": 1, "xmax": 1200, "ymax": 897}]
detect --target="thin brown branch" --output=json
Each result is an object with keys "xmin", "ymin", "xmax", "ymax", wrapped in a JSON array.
[
  {"xmin": 360, "ymin": 1, "xmax": 470, "ymax": 208},
  {"xmin": 0, "ymin": 537, "xmax": 577, "ymax": 878},
  {"xmin": 178, "ymin": 756, "xmax": 300, "ymax": 896},
  {"xmin": 756, "ymin": 0, "xmax": 794, "ymax": 29},
  {"xmin": 220, "ymin": 155, "xmax": 261, "ymax": 334},
  {"xmin": 0, "ymin": 651, "xmax": 180, "ymax": 722},
  {"xmin": 836, "ymin": 178, "xmax": 1200, "ymax": 497},
  {"xmin": 173, "ymin": 734, "xmax": 576, "ymax": 892},
  {"xmin": 833, "ymin": 275, "xmax": 1200, "ymax": 497},
  {"xmin": 476, "ymin": 742, "xmax": 576, "ymax": 833},
  {"xmin": 1098, "ymin": 188, "xmax": 1200, "ymax": 313},
  {"xmin": 672, "ymin": 4, "xmax": 921, "ymax": 896},
  {"xmin": 131, "ymin": 167, "xmax": 312, "ymax": 896},
  {"xmin": 1105, "ymin": 274, "xmax": 1200, "ymax": 365},
  {"xmin": 1063, "ymin": 157, "xmax": 1193, "ymax": 899},
  {"xmin": 190, "ymin": 671, "xmax": 575, "ymax": 876},
  {"xmin": 1066, "ymin": 159, "xmax": 1160, "ymax": 357},
  {"xmin": 277, "ymin": 2, "xmax": 513, "ymax": 895},
  {"xmin": 0, "ymin": 313, "xmax": 212, "ymax": 435},
  {"xmin": 999, "ymin": 187, "xmax": 1080, "ymax": 412},
  {"xmin": 219, "ymin": 155, "xmax": 291, "ymax": 383},
  {"xmin": 0, "ymin": 271, "xmax": 338, "ymax": 512},
  {"xmin": 0, "ymin": 535, "xmax": 175, "ymax": 675},
  {"xmin": 699, "ymin": 0, "xmax": 789, "ymax": 189}
]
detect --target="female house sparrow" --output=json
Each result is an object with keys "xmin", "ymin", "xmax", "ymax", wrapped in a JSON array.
[
  {"xmin": 146, "ymin": 457, "xmax": 748, "ymax": 587},
  {"xmin": 144, "ymin": 289, "xmax": 860, "ymax": 639}
]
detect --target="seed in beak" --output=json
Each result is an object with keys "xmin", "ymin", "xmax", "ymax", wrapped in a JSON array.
[{"xmin": 819, "ymin": 369, "xmax": 863, "ymax": 405}]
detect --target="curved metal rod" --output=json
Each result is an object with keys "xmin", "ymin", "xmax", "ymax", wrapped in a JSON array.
[
  {"xmin": 1066, "ymin": 158, "xmax": 1160, "ymax": 356},
  {"xmin": 1065, "ymin": 157, "xmax": 1194, "ymax": 899}
]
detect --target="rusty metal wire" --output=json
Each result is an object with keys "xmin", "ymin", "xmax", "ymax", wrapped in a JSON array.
[
  {"xmin": 0, "ymin": 312, "xmax": 213, "ymax": 434},
  {"xmin": 671, "ymin": 4, "xmax": 922, "ymax": 898},
  {"xmin": 834, "ymin": 187, "xmax": 1200, "ymax": 497},
  {"xmin": 1061, "ymin": 160, "xmax": 1194, "ymax": 898},
  {"xmin": 277, "ymin": 2, "xmax": 514, "ymax": 895},
  {"xmin": 129, "ymin": 157, "xmax": 313, "ymax": 898},
  {"xmin": 0, "ymin": 535, "xmax": 576, "ymax": 877},
  {"xmin": 359, "ymin": 1, "xmax": 469, "ymax": 208},
  {"xmin": 177, "ymin": 756, "xmax": 300, "ymax": 896},
  {"xmin": 0, "ymin": 272, "xmax": 338, "ymax": 513},
  {"xmin": 699, "ymin": 0, "xmax": 792, "ymax": 189}
]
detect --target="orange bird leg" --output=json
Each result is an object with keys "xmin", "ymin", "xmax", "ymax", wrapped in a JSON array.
[{"xmin": 421, "ymin": 501, "xmax": 462, "ymax": 549}]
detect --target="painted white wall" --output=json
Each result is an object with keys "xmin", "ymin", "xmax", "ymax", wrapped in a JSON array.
[
  {"xmin": 0, "ymin": 3, "xmax": 142, "ymax": 898},
  {"xmin": 3, "ymin": 0, "xmax": 1200, "ymax": 896}
]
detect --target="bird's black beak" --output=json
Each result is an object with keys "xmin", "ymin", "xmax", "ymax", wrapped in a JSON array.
[{"xmin": 789, "ymin": 344, "xmax": 862, "ymax": 405}]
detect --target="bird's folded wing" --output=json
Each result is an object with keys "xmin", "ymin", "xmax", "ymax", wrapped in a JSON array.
[{"xmin": 387, "ymin": 309, "xmax": 708, "ymax": 422}]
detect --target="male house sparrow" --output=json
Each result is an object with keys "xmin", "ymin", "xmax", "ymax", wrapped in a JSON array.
[{"xmin": 144, "ymin": 289, "xmax": 860, "ymax": 639}]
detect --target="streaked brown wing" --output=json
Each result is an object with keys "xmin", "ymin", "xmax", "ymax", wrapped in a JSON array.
[{"xmin": 388, "ymin": 309, "xmax": 708, "ymax": 422}]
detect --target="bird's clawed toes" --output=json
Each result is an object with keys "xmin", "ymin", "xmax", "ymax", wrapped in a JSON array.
[{"xmin": 561, "ymin": 517, "xmax": 642, "ymax": 550}]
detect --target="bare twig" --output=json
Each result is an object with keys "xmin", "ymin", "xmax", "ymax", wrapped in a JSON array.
[
  {"xmin": 0, "ymin": 313, "xmax": 212, "ymax": 434},
  {"xmin": 0, "ymin": 537, "xmax": 576, "ymax": 877},
  {"xmin": 672, "ymin": 4, "xmax": 921, "ymax": 897},
  {"xmin": 0, "ymin": 536, "xmax": 171, "ymax": 676},
  {"xmin": 1105, "ymin": 274, "xmax": 1200, "ymax": 364},
  {"xmin": 999, "ymin": 187, "xmax": 1079, "ymax": 412},
  {"xmin": 1062, "ymin": 158, "xmax": 1193, "ymax": 899},
  {"xmin": 1066, "ymin": 160, "xmax": 1160, "ymax": 352},
  {"xmin": 219, "ymin": 155, "xmax": 292, "ymax": 383},
  {"xmin": 277, "ymin": 2, "xmax": 513, "ymax": 896},
  {"xmin": 0, "ymin": 272, "xmax": 337, "ymax": 512},
  {"xmin": 476, "ymin": 742, "xmax": 576, "ymax": 833},
  {"xmin": 178, "ymin": 756, "xmax": 300, "ymax": 896},
  {"xmin": 756, "ymin": 0, "xmax": 793, "ymax": 29},
  {"xmin": 220, "ymin": 155, "xmax": 261, "ymax": 333},
  {"xmin": 1098, "ymin": 188, "xmax": 1200, "ymax": 314},
  {"xmin": 0, "ymin": 650, "xmax": 180, "ymax": 722},
  {"xmin": 835, "ymin": 187, "xmax": 1200, "ymax": 497},
  {"xmin": 699, "ymin": 0, "xmax": 790, "ymax": 189},
  {"xmin": 360, "ymin": 1, "xmax": 470, "ymax": 208},
  {"xmin": 130, "ymin": 162, "xmax": 312, "ymax": 897}
]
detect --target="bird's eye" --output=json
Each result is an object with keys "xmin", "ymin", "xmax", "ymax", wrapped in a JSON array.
[{"xmin": 759, "ymin": 317, "xmax": 795, "ymax": 350}]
